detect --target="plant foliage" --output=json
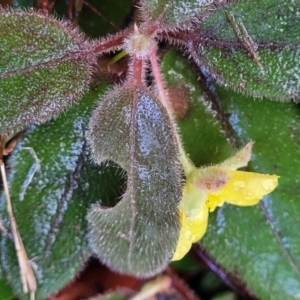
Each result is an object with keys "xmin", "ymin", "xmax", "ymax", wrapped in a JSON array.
[{"xmin": 0, "ymin": 0, "xmax": 300, "ymax": 299}]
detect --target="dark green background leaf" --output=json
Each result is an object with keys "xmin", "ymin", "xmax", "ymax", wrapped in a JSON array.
[
  {"xmin": 87, "ymin": 85, "xmax": 181, "ymax": 276},
  {"xmin": 161, "ymin": 50, "xmax": 232, "ymax": 166},
  {"xmin": 0, "ymin": 9, "xmax": 95, "ymax": 133},
  {"xmin": 10, "ymin": 0, "xmax": 32, "ymax": 9},
  {"xmin": 162, "ymin": 49, "xmax": 300, "ymax": 299},
  {"xmin": 0, "ymin": 84, "xmax": 125, "ymax": 299},
  {"xmin": 0, "ymin": 278, "xmax": 14, "ymax": 300},
  {"xmin": 140, "ymin": 0, "xmax": 231, "ymax": 29},
  {"xmin": 76, "ymin": 0, "xmax": 132, "ymax": 38},
  {"xmin": 194, "ymin": 0, "xmax": 300, "ymax": 101},
  {"xmin": 202, "ymin": 86, "xmax": 300, "ymax": 299}
]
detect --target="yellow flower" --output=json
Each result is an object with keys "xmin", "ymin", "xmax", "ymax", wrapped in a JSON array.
[{"xmin": 172, "ymin": 143, "xmax": 279, "ymax": 261}]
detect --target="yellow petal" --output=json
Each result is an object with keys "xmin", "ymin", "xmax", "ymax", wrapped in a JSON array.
[
  {"xmin": 206, "ymin": 193, "xmax": 225, "ymax": 212},
  {"xmin": 190, "ymin": 206, "xmax": 209, "ymax": 243},
  {"xmin": 172, "ymin": 177, "xmax": 209, "ymax": 261},
  {"xmin": 172, "ymin": 210, "xmax": 193, "ymax": 261},
  {"xmin": 181, "ymin": 177, "xmax": 207, "ymax": 216},
  {"xmin": 221, "ymin": 142, "xmax": 253, "ymax": 170},
  {"xmin": 209, "ymin": 170, "xmax": 279, "ymax": 206},
  {"xmin": 172, "ymin": 206, "xmax": 209, "ymax": 261}
]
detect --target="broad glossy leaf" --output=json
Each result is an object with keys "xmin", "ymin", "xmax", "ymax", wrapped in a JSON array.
[
  {"xmin": 0, "ymin": 8, "xmax": 95, "ymax": 133},
  {"xmin": 87, "ymin": 85, "xmax": 181, "ymax": 276},
  {"xmin": 140, "ymin": 0, "xmax": 232, "ymax": 28},
  {"xmin": 193, "ymin": 0, "xmax": 300, "ymax": 101},
  {"xmin": 0, "ymin": 84, "xmax": 125, "ymax": 299}
]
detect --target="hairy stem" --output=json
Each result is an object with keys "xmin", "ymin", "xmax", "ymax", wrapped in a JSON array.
[
  {"xmin": 92, "ymin": 29, "xmax": 132, "ymax": 56},
  {"xmin": 149, "ymin": 48, "xmax": 195, "ymax": 177}
]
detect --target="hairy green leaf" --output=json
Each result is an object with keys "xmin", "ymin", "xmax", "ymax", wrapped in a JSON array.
[
  {"xmin": 0, "ymin": 84, "xmax": 125, "ymax": 299},
  {"xmin": 192, "ymin": 0, "xmax": 300, "ymax": 101},
  {"xmin": 162, "ymin": 49, "xmax": 300, "ymax": 299},
  {"xmin": 202, "ymin": 87, "xmax": 300, "ymax": 299},
  {"xmin": 87, "ymin": 85, "xmax": 181, "ymax": 276},
  {"xmin": 140, "ymin": 0, "xmax": 233, "ymax": 28},
  {"xmin": 0, "ymin": 8, "xmax": 95, "ymax": 133}
]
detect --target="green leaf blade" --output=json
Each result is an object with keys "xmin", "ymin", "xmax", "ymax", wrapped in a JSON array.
[
  {"xmin": 87, "ymin": 86, "xmax": 181, "ymax": 276},
  {"xmin": 0, "ymin": 278, "xmax": 14, "ymax": 300},
  {"xmin": 202, "ymin": 88, "xmax": 300, "ymax": 299},
  {"xmin": 140, "ymin": 0, "xmax": 231, "ymax": 29},
  {"xmin": 160, "ymin": 50, "xmax": 233, "ymax": 166},
  {"xmin": 161, "ymin": 49, "xmax": 300, "ymax": 299},
  {"xmin": 0, "ymin": 84, "xmax": 125, "ymax": 299},
  {"xmin": 0, "ymin": 9, "xmax": 96, "ymax": 133},
  {"xmin": 195, "ymin": 0, "xmax": 300, "ymax": 101},
  {"xmin": 0, "ymin": 11, "xmax": 81, "ymax": 72}
]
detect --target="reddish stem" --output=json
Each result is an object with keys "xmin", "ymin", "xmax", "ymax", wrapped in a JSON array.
[
  {"xmin": 92, "ymin": 29, "xmax": 132, "ymax": 56},
  {"xmin": 129, "ymin": 57, "xmax": 145, "ymax": 86},
  {"xmin": 149, "ymin": 48, "xmax": 170, "ymax": 111},
  {"xmin": 149, "ymin": 48, "xmax": 192, "ymax": 171}
]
